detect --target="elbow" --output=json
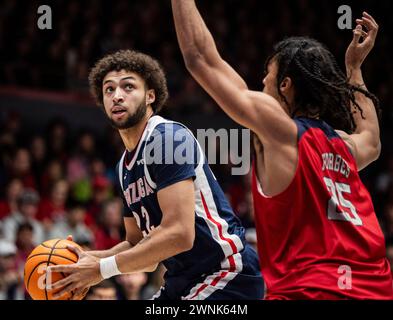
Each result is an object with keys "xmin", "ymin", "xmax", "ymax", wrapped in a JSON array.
[
  {"xmin": 372, "ymin": 140, "xmax": 382, "ymax": 161},
  {"xmin": 367, "ymin": 140, "xmax": 381, "ymax": 164},
  {"xmin": 145, "ymin": 263, "xmax": 158, "ymax": 273},
  {"xmin": 172, "ymin": 227, "xmax": 195, "ymax": 254},
  {"xmin": 182, "ymin": 50, "xmax": 205, "ymax": 73}
]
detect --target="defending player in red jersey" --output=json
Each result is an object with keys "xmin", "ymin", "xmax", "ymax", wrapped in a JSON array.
[{"xmin": 172, "ymin": 0, "xmax": 393, "ymax": 299}]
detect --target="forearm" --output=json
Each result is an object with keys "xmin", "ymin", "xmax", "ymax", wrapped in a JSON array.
[
  {"xmin": 171, "ymin": 0, "xmax": 219, "ymax": 65},
  {"xmin": 89, "ymin": 241, "xmax": 132, "ymax": 258},
  {"xmin": 347, "ymin": 67, "xmax": 379, "ymax": 138},
  {"xmin": 114, "ymin": 226, "xmax": 190, "ymax": 274},
  {"xmin": 92, "ymin": 240, "xmax": 158, "ymax": 273}
]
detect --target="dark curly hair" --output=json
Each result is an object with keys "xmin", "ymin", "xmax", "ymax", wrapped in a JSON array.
[
  {"xmin": 88, "ymin": 50, "xmax": 169, "ymax": 114},
  {"xmin": 266, "ymin": 37, "xmax": 381, "ymax": 133}
]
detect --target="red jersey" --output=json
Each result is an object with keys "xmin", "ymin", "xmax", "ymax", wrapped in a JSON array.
[{"xmin": 251, "ymin": 117, "xmax": 393, "ymax": 299}]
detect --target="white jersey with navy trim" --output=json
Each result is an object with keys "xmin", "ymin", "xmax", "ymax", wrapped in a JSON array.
[{"xmin": 115, "ymin": 116, "xmax": 246, "ymax": 278}]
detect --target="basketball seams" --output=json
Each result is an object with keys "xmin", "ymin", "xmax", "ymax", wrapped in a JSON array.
[
  {"xmin": 44, "ymin": 239, "xmax": 62, "ymax": 300},
  {"xmin": 40, "ymin": 242, "xmax": 71, "ymax": 250},
  {"xmin": 40, "ymin": 242, "xmax": 52, "ymax": 249},
  {"xmin": 26, "ymin": 253, "xmax": 77, "ymax": 264}
]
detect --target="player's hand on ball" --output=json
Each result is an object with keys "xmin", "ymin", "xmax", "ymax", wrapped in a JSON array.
[
  {"xmin": 47, "ymin": 244, "xmax": 103, "ymax": 299},
  {"xmin": 345, "ymin": 12, "xmax": 378, "ymax": 70}
]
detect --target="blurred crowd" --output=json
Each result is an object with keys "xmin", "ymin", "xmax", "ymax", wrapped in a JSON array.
[
  {"xmin": 1, "ymin": 0, "xmax": 393, "ymax": 299},
  {"xmin": 0, "ymin": 112, "xmax": 256, "ymax": 300}
]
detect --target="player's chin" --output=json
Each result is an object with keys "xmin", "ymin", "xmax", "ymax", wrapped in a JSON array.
[{"xmin": 110, "ymin": 117, "xmax": 130, "ymax": 130}]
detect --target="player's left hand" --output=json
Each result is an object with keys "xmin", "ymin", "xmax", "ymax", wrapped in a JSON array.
[
  {"xmin": 345, "ymin": 12, "xmax": 379, "ymax": 71},
  {"xmin": 47, "ymin": 244, "xmax": 103, "ymax": 299}
]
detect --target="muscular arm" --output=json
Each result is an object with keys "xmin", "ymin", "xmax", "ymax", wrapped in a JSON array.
[
  {"xmin": 171, "ymin": 0, "xmax": 296, "ymax": 145},
  {"xmin": 342, "ymin": 12, "xmax": 380, "ymax": 170},
  {"xmin": 114, "ymin": 179, "xmax": 195, "ymax": 274},
  {"xmin": 88, "ymin": 241, "xmax": 130, "ymax": 259},
  {"xmin": 345, "ymin": 68, "xmax": 381, "ymax": 170},
  {"xmin": 89, "ymin": 217, "xmax": 158, "ymax": 272}
]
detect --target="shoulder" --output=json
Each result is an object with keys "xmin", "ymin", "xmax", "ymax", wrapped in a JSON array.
[
  {"xmin": 248, "ymin": 91, "xmax": 297, "ymax": 145},
  {"xmin": 152, "ymin": 121, "xmax": 191, "ymax": 135},
  {"xmin": 335, "ymin": 129, "xmax": 357, "ymax": 156},
  {"xmin": 147, "ymin": 121, "xmax": 195, "ymax": 146}
]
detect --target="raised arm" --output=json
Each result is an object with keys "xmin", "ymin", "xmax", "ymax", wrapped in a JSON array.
[
  {"xmin": 171, "ymin": 0, "xmax": 296, "ymax": 144},
  {"xmin": 340, "ymin": 12, "xmax": 381, "ymax": 170}
]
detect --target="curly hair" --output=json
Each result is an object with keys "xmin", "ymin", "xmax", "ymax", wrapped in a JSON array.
[
  {"xmin": 265, "ymin": 37, "xmax": 381, "ymax": 133},
  {"xmin": 88, "ymin": 50, "xmax": 169, "ymax": 114}
]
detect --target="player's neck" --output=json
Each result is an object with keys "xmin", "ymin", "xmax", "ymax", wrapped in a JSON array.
[
  {"xmin": 293, "ymin": 109, "xmax": 320, "ymax": 120},
  {"xmin": 119, "ymin": 109, "xmax": 154, "ymax": 152}
]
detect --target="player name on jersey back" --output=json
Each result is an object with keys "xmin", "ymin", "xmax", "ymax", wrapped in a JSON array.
[{"xmin": 321, "ymin": 152, "xmax": 350, "ymax": 178}]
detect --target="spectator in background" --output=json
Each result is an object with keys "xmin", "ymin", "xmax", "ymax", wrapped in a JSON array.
[
  {"xmin": 40, "ymin": 160, "xmax": 65, "ymax": 196},
  {"xmin": 90, "ymin": 158, "xmax": 108, "ymax": 179},
  {"xmin": 94, "ymin": 198, "xmax": 124, "ymax": 250},
  {"xmin": 141, "ymin": 264, "xmax": 166, "ymax": 299},
  {"xmin": 67, "ymin": 130, "xmax": 97, "ymax": 186},
  {"xmin": 14, "ymin": 223, "xmax": 35, "ymax": 276},
  {"xmin": 9, "ymin": 148, "xmax": 36, "ymax": 190},
  {"xmin": 86, "ymin": 175, "xmax": 112, "ymax": 227},
  {"xmin": 37, "ymin": 179, "xmax": 69, "ymax": 224},
  {"xmin": 0, "ymin": 178, "xmax": 24, "ymax": 219},
  {"xmin": 0, "ymin": 112, "xmax": 24, "ymax": 147},
  {"xmin": 49, "ymin": 204, "xmax": 93, "ymax": 245},
  {"xmin": 0, "ymin": 239, "xmax": 22, "ymax": 300},
  {"xmin": 116, "ymin": 272, "xmax": 149, "ymax": 300},
  {"xmin": 85, "ymin": 279, "xmax": 118, "ymax": 300},
  {"xmin": 45, "ymin": 119, "xmax": 70, "ymax": 164},
  {"xmin": 66, "ymin": 131, "xmax": 98, "ymax": 205},
  {"xmin": 2, "ymin": 189, "xmax": 45, "ymax": 246},
  {"xmin": 0, "ymin": 114, "xmax": 19, "ymax": 191},
  {"xmin": 29, "ymin": 135, "xmax": 48, "ymax": 193}
]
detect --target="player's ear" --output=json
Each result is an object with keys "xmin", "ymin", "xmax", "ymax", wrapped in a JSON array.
[
  {"xmin": 146, "ymin": 89, "xmax": 156, "ymax": 105},
  {"xmin": 279, "ymin": 77, "xmax": 293, "ymax": 93}
]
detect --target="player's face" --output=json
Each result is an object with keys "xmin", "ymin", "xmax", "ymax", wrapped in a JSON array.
[
  {"xmin": 102, "ymin": 70, "xmax": 150, "ymax": 129},
  {"xmin": 262, "ymin": 60, "xmax": 280, "ymax": 100},
  {"xmin": 262, "ymin": 60, "xmax": 292, "ymax": 114}
]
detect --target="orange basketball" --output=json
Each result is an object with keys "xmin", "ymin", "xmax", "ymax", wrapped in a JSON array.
[{"xmin": 24, "ymin": 239, "xmax": 87, "ymax": 300}]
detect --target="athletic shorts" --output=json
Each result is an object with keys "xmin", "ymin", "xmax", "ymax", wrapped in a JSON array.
[{"xmin": 151, "ymin": 244, "xmax": 264, "ymax": 300}]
